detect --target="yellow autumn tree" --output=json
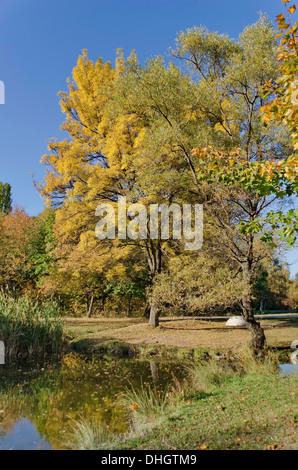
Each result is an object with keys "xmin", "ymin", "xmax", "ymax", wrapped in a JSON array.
[{"xmin": 40, "ymin": 50, "xmax": 158, "ymax": 317}]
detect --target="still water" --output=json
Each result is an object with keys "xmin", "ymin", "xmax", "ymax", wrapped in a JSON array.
[
  {"xmin": 279, "ymin": 364, "xmax": 298, "ymax": 376},
  {"xmin": 0, "ymin": 354, "xmax": 186, "ymax": 450}
]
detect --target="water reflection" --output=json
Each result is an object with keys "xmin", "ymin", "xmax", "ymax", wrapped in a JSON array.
[
  {"xmin": 0, "ymin": 418, "xmax": 51, "ymax": 450},
  {"xmin": 0, "ymin": 355, "xmax": 186, "ymax": 450},
  {"xmin": 278, "ymin": 364, "xmax": 298, "ymax": 376}
]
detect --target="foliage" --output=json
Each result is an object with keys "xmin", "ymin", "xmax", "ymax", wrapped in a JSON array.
[
  {"xmin": 26, "ymin": 208, "xmax": 56, "ymax": 282},
  {"xmin": 151, "ymin": 252, "xmax": 244, "ymax": 315},
  {"xmin": 0, "ymin": 207, "xmax": 35, "ymax": 291},
  {"xmin": 190, "ymin": 3, "xmax": 298, "ymax": 248}
]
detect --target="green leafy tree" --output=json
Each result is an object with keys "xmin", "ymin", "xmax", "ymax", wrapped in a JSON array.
[
  {"xmin": 0, "ymin": 182, "xmax": 12, "ymax": 213},
  {"xmin": 181, "ymin": 16, "xmax": 292, "ymax": 352},
  {"xmin": 26, "ymin": 208, "xmax": 56, "ymax": 284}
]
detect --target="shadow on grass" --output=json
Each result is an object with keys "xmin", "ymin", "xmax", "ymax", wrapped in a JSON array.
[
  {"xmin": 161, "ymin": 325, "xmax": 244, "ymax": 332},
  {"xmin": 70, "ymin": 337, "xmax": 135, "ymax": 357}
]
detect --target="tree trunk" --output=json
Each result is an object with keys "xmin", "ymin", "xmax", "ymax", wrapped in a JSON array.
[
  {"xmin": 144, "ymin": 239, "xmax": 162, "ymax": 328},
  {"xmin": 87, "ymin": 293, "xmax": 94, "ymax": 318},
  {"xmin": 101, "ymin": 294, "xmax": 106, "ymax": 314},
  {"xmin": 126, "ymin": 295, "xmax": 132, "ymax": 317},
  {"xmin": 260, "ymin": 292, "xmax": 265, "ymax": 311},
  {"xmin": 246, "ymin": 316, "xmax": 266, "ymax": 354},
  {"xmin": 148, "ymin": 303, "xmax": 159, "ymax": 327},
  {"xmin": 242, "ymin": 261, "xmax": 266, "ymax": 355},
  {"xmin": 144, "ymin": 303, "xmax": 151, "ymax": 319}
]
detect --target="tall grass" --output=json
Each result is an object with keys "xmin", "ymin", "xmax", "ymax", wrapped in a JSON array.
[
  {"xmin": 188, "ymin": 360, "xmax": 237, "ymax": 393},
  {"xmin": 119, "ymin": 379, "xmax": 186, "ymax": 438},
  {"xmin": 0, "ymin": 292, "xmax": 63, "ymax": 357},
  {"xmin": 121, "ymin": 384, "xmax": 172, "ymax": 419},
  {"xmin": 67, "ymin": 419, "xmax": 117, "ymax": 450},
  {"xmin": 238, "ymin": 348, "xmax": 279, "ymax": 376},
  {"xmin": 188, "ymin": 350, "xmax": 279, "ymax": 393}
]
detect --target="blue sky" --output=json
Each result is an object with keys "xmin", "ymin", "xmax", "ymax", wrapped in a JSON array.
[{"xmin": 0, "ymin": 0, "xmax": 297, "ymax": 274}]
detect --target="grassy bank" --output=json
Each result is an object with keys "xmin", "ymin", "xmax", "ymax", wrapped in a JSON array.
[
  {"xmin": 68, "ymin": 353, "xmax": 298, "ymax": 450},
  {"xmin": 121, "ymin": 374, "xmax": 297, "ymax": 450}
]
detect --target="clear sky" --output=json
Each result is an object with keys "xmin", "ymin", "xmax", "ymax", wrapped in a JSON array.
[{"xmin": 0, "ymin": 0, "xmax": 297, "ymax": 274}]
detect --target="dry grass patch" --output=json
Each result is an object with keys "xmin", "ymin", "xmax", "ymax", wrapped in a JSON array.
[{"xmin": 64, "ymin": 317, "xmax": 298, "ymax": 353}]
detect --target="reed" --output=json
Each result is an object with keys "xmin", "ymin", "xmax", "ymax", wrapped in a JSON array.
[{"xmin": 0, "ymin": 292, "xmax": 63, "ymax": 357}]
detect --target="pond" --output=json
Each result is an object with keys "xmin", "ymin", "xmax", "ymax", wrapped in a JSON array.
[
  {"xmin": 0, "ymin": 354, "xmax": 187, "ymax": 450},
  {"xmin": 278, "ymin": 364, "xmax": 298, "ymax": 376}
]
